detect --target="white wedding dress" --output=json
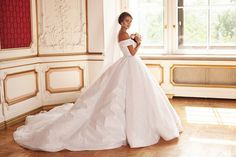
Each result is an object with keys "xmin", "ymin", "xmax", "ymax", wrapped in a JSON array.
[{"xmin": 13, "ymin": 38, "xmax": 183, "ymax": 152}]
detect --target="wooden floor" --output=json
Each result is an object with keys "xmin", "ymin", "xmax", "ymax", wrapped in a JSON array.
[{"xmin": 1, "ymin": 97, "xmax": 236, "ymax": 157}]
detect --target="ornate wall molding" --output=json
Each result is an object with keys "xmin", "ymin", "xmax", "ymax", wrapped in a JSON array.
[
  {"xmin": 37, "ymin": 0, "xmax": 87, "ymax": 54},
  {"xmin": 45, "ymin": 66, "xmax": 84, "ymax": 93},
  {"xmin": 146, "ymin": 64, "xmax": 164, "ymax": 85},
  {"xmin": 3, "ymin": 70, "xmax": 39, "ymax": 105},
  {"xmin": 170, "ymin": 64, "xmax": 236, "ymax": 88}
]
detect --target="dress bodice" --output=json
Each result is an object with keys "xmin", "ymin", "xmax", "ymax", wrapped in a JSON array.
[{"xmin": 119, "ymin": 39, "xmax": 137, "ymax": 57}]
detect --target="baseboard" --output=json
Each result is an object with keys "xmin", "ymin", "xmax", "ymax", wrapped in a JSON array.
[
  {"xmin": 4, "ymin": 107, "xmax": 43, "ymax": 129},
  {"xmin": 0, "ymin": 121, "xmax": 6, "ymax": 130},
  {"xmin": 42, "ymin": 101, "xmax": 75, "ymax": 110},
  {"xmin": 0, "ymin": 103, "xmax": 68, "ymax": 130},
  {"xmin": 42, "ymin": 103, "xmax": 65, "ymax": 111}
]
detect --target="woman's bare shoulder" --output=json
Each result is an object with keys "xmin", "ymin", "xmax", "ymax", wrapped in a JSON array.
[{"xmin": 118, "ymin": 32, "xmax": 130, "ymax": 42}]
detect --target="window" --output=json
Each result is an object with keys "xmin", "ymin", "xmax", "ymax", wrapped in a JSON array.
[
  {"xmin": 178, "ymin": 0, "xmax": 236, "ymax": 50},
  {"xmin": 129, "ymin": 0, "xmax": 236, "ymax": 54},
  {"xmin": 129, "ymin": 0, "xmax": 165, "ymax": 50}
]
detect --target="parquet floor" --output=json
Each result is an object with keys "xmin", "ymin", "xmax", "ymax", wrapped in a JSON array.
[{"xmin": 1, "ymin": 97, "xmax": 236, "ymax": 157}]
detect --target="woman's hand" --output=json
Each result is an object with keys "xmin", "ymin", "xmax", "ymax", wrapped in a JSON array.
[
  {"xmin": 131, "ymin": 33, "xmax": 142, "ymax": 44},
  {"xmin": 134, "ymin": 36, "xmax": 142, "ymax": 44},
  {"xmin": 130, "ymin": 34, "xmax": 136, "ymax": 39}
]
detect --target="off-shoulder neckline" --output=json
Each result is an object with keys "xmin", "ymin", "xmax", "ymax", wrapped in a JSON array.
[{"xmin": 118, "ymin": 38, "xmax": 132, "ymax": 43}]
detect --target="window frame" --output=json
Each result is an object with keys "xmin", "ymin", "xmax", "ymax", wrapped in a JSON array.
[{"xmin": 128, "ymin": 0, "xmax": 236, "ymax": 55}]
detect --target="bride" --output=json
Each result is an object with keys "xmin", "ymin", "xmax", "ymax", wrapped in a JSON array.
[{"xmin": 13, "ymin": 12, "xmax": 183, "ymax": 152}]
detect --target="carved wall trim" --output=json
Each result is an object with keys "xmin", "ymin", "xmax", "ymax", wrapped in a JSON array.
[
  {"xmin": 37, "ymin": 0, "xmax": 87, "ymax": 53},
  {"xmin": 3, "ymin": 70, "xmax": 39, "ymax": 105},
  {"xmin": 170, "ymin": 64, "xmax": 236, "ymax": 88},
  {"xmin": 45, "ymin": 66, "xmax": 84, "ymax": 93},
  {"xmin": 146, "ymin": 64, "xmax": 164, "ymax": 85}
]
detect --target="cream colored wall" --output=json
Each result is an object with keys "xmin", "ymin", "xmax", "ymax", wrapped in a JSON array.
[
  {"xmin": 88, "ymin": 0, "xmax": 104, "ymax": 52},
  {"xmin": 143, "ymin": 59, "xmax": 236, "ymax": 99},
  {"xmin": 0, "ymin": 0, "xmax": 104, "ymax": 126}
]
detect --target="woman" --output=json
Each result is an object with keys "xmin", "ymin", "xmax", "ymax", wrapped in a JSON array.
[{"xmin": 13, "ymin": 12, "xmax": 183, "ymax": 152}]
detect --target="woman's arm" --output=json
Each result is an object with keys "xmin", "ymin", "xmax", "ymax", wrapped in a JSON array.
[
  {"xmin": 119, "ymin": 32, "xmax": 141, "ymax": 56},
  {"xmin": 127, "ymin": 42, "xmax": 141, "ymax": 56},
  {"xmin": 127, "ymin": 35, "xmax": 141, "ymax": 56}
]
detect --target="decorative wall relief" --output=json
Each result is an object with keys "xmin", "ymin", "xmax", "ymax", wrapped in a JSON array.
[{"xmin": 37, "ymin": 0, "xmax": 87, "ymax": 54}]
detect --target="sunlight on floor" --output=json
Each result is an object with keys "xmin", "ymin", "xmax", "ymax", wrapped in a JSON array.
[
  {"xmin": 185, "ymin": 106, "xmax": 236, "ymax": 125},
  {"xmin": 189, "ymin": 137, "xmax": 236, "ymax": 146}
]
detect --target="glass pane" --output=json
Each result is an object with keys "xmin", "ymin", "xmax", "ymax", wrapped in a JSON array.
[
  {"xmin": 139, "ymin": 10, "xmax": 164, "ymax": 46},
  {"xmin": 139, "ymin": 0, "xmax": 163, "ymax": 5},
  {"xmin": 178, "ymin": 0, "xmax": 208, "ymax": 7},
  {"xmin": 178, "ymin": 8, "xmax": 208, "ymax": 48},
  {"xmin": 210, "ymin": 7, "xmax": 236, "ymax": 46},
  {"xmin": 129, "ymin": 0, "xmax": 164, "ymax": 48},
  {"xmin": 211, "ymin": 0, "xmax": 236, "ymax": 5},
  {"xmin": 138, "ymin": 0, "xmax": 163, "ymax": 11}
]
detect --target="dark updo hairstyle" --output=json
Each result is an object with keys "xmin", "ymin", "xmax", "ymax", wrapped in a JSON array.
[{"xmin": 118, "ymin": 12, "xmax": 132, "ymax": 25}]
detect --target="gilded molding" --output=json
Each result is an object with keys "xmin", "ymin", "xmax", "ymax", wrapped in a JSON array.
[
  {"xmin": 45, "ymin": 66, "xmax": 84, "ymax": 93},
  {"xmin": 170, "ymin": 64, "xmax": 236, "ymax": 88},
  {"xmin": 146, "ymin": 64, "xmax": 164, "ymax": 85},
  {"xmin": 3, "ymin": 70, "xmax": 39, "ymax": 105}
]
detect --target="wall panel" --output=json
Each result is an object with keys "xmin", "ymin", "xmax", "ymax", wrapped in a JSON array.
[{"xmin": 37, "ymin": 0, "xmax": 87, "ymax": 55}]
